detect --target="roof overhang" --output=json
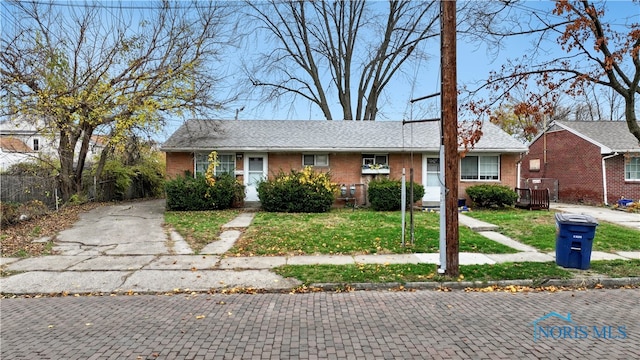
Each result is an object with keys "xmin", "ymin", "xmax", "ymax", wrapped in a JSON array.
[{"xmin": 161, "ymin": 146, "xmax": 527, "ymax": 154}]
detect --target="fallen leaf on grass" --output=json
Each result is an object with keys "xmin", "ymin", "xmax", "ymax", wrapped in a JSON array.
[{"xmin": 1, "ymin": 202, "xmax": 103, "ymax": 257}]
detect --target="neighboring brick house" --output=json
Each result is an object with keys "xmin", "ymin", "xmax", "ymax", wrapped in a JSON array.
[
  {"xmin": 161, "ymin": 120, "xmax": 528, "ymax": 206},
  {"xmin": 521, "ymin": 120, "xmax": 640, "ymax": 205}
]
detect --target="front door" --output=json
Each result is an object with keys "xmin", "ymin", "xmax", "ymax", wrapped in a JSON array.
[
  {"xmin": 423, "ymin": 156, "xmax": 441, "ymax": 202},
  {"xmin": 244, "ymin": 154, "xmax": 267, "ymax": 201}
]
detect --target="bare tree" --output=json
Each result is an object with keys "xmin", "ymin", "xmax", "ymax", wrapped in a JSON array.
[
  {"xmin": 1, "ymin": 0, "xmax": 236, "ymax": 201},
  {"xmin": 244, "ymin": 0, "xmax": 440, "ymax": 121},
  {"xmin": 466, "ymin": 0, "xmax": 640, "ymax": 142}
]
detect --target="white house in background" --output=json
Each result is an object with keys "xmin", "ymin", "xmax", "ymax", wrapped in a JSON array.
[
  {"xmin": 0, "ymin": 116, "xmax": 106, "ymax": 171},
  {"xmin": 0, "ymin": 136, "xmax": 35, "ymax": 171}
]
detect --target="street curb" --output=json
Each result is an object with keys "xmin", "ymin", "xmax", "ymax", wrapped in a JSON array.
[
  {"xmin": 2, "ymin": 277, "xmax": 638, "ymax": 298},
  {"xmin": 310, "ymin": 277, "xmax": 640, "ymax": 291}
]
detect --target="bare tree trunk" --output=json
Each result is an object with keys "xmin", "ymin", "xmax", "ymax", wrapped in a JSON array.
[
  {"xmin": 247, "ymin": 0, "xmax": 439, "ymax": 120},
  {"xmin": 94, "ymin": 143, "xmax": 113, "ymax": 182},
  {"xmin": 624, "ymin": 95, "xmax": 640, "ymax": 141},
  {"xmin": 57, "ymin": 130, "xmax": 77, "ymax": 202}
]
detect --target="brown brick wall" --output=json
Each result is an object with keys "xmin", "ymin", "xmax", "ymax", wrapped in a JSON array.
[
  {"xmin": 166, "ymin": 152, "xmax": 193, "ymax": 178},
  {"xmin": 604, "ymin": 155, "xmax": 640, "ymax": 204},
  {"xmin": 267, "ymin": 152, "xmax": 423, "ymax": 185},
  {"xmin": 164, "ymin": 150, "xmax": 522, "ymax": 204},
  {"xmin": 522, "ymin": 130, "xmax": 604, "ymax": 204}
]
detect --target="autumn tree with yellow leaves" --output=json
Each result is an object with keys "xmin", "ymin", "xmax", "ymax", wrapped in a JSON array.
[{"xmin": 0, "ymin": 1, "xmax": 237, "ymax": 201}]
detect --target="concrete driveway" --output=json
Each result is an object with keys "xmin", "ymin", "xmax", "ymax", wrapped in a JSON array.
[
  {"xmin": 54, "ymin": 199, "xmax": 171, "ymax": 255},
  {"xmin": 550, "ymin": 203, "xmax": 640, "ymax": 230}
]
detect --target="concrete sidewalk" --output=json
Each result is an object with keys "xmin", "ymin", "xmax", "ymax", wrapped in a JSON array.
[{"xmin": 1, "ymin": 200, "xmax": 639, "ymax": 295}]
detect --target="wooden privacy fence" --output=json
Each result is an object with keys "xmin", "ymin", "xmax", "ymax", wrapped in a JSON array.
[
  {"xmin": 515, "ymin": 187, "xmax": 550, "ymax": 210},
  {"xmin": 1, "ymin": 175, "xmax": 148, "ymax": 206},
  {"xmin": 0, "ymin": 175, "xmax": 59, "ymax": 207}
]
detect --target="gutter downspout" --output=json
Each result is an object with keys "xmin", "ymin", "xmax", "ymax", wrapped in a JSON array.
[
  {"xmin": 601, "ymin": 152, "xmax": 618, "ymax": 205},
  {"xmin": 517, "ymin": 151, "xmax": 526, "ymax": 188}
]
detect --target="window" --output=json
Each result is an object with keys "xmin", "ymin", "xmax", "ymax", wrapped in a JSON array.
[
  {"xmin": 33, "ymin": 139, "xmax": 40, "ymax": 151},
  {"xmin": 195, "ymin": 153, "xmax": 235, "ymax": 176},
  {"xmin": 529, "ymin": 159, "xmax": 541, "ymax": 172},
  {"xmin": 626, "ymin": 157, "xmax": 640, "ymax": 181},
  {"xmin": 362, "ymin": 154, "xmax": 388, "ymax": 166},
  {"xmin": 461, "ymin": 155, "xmax": 499, "ymax": 180},
  {"xmin": 303, "ymin": 154, "xmax": 329, "ymax": 167}
]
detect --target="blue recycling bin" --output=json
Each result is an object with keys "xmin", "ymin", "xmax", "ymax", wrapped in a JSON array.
[{"xmin": 555, "ymin": 213, "xmax": 598, "ymax": 270}]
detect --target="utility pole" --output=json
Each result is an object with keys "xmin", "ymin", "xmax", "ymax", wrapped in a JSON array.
[{"xmin": 441, "ymin": 0, "xmax": 459, "ymax": 276}]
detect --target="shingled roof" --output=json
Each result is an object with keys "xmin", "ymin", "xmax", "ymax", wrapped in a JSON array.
[
  {"xmin": 0, "ymin": 137, "xmax": 33, "ymax": 152},
  {"xmin": 161, "ymin": 120, "xmax": 527, "ymax": 153},
  {"xmin": 550, "ymin": 121, "xmax": 640, "ymax": 153}
]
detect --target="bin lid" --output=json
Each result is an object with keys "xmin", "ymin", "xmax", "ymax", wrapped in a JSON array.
[{"xmin": 555, "ymin": 213, "xmax": 599, "ymax": 226}]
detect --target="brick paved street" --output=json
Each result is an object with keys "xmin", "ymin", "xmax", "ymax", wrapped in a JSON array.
[{"xmin": 1, "ymin": 288, "xmax": 638, "ymax": 359}]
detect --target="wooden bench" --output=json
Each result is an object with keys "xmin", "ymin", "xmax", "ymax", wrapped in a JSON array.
[{"xmin": 515, "ymin": 188, "xmax": 550, "ymax": 210}]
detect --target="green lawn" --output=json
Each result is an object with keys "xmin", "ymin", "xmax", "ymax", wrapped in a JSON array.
[
  {"xmin": 464, "ymin": 209, "xmax": 640, "ymax": 252},
  {"xmin": 589, "ymin": 259, "xmax": 640, "ymax": 278},
  {"xmin": 227, "ymin": 210, "xmax": 517, "ymax": 256},
  {"xmin": 274, "ymin": 262, "xmax": 573, "ymax": 284},
  {"xmin": 164, "ymin": 210, "xmax": 239, "ymax": 252},
  {"xmin": 165, "ymin": 207, "xmax": 638, "ymax": 283}
]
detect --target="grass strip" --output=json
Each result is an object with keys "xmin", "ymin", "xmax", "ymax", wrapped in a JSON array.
[
  {"xmin": 465, "ymin": 209, "xmax": 640, "ymax": 252},
  {"xmin": 164, "ymin": 210, "xmax": 239, "ymax": 253},
  {"xmin": 274, "ymin": 262, "xmax": 573, "ymax": 284},
  {"xmin": 589, "ymin": 259, "xmax": 640, "ymax": 278}
]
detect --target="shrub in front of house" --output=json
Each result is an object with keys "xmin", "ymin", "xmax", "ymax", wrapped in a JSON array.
[
  {"xmin": 466, "ymin": 184, "xmax": 518, "ymax": 208},
  {"xmin": 165, "ymin": 172, "xmax": 244, "ymax": 211},
  {"xmin": 257, "ymin": 167, "xmax": 337, "ymax": 213},
  {"xmin": 368, "ymin": 178, "xmax": 425, "ymax": 211}
]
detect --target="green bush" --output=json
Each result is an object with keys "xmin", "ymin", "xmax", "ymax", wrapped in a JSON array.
[
  {"xmin": 368, "ymin": 178, "xmax": 425, "ymax": 211},
  {"xmin": 132, "ymin": 155, "xmax": 166, "ymax": 198},
  {"xmin": 100, "ymin": 160, "xmax": 135, "ymax": 199},
  {"xmin": 466, "ymin": 184, "xmax": 518, "ymax": 208},
  {"xmin": 258, "ymin": 167, "xmax": 337, "ymax": 213},
  {"xmin": 165, "ymin": 172, "xmax": 244, "ymax": 211},
  {"xmin": 97, "ymin": 156, "xmax": 165, "ymax": 200}
]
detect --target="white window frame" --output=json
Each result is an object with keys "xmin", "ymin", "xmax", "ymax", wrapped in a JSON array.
[
  {"xmin": 362, "ymin": 154, "xmax": 388, "ymax": 166},
  {"xmin": 195, "ymin": 152, "xmax": 235, "ymax": 176},
  {"xmin": 33, "ymin": 138, "xmax": 40, "ymax": 151},
  {"xmin": 625, "ymin": 156, "xmax": 640, "ymax": 181},
  {"xmin": 302, "ymin": 154, "xmax": 329, "ymax": 167},
  {"xmin": 461, "ymin": 155, "xmax": 500, "ymax": 181}
]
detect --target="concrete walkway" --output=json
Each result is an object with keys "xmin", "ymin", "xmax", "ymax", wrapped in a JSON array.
[{"xmin": 1, "ymin": 200, "xmax": 639, "ymax": 295}]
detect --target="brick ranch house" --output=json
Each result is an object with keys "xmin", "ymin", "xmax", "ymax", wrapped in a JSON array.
[
  {"xmin": 161, "ymin": 120, "xmax": 528, "ymax": 206},
  {"xmin": 520, "ymin": 120, "xmax": 640, "ymax": 205}
]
